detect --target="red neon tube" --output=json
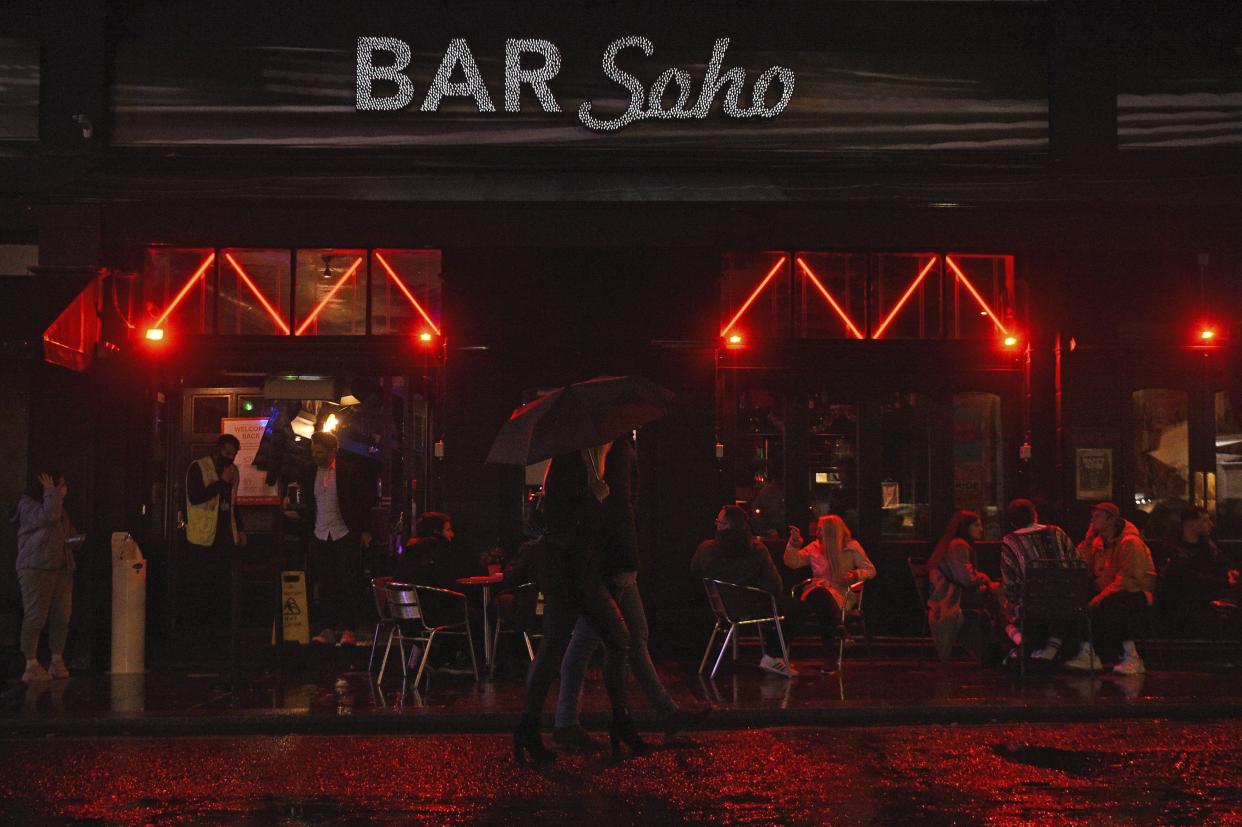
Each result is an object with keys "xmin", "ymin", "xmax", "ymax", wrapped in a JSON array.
[
  {"xmin": 872, "ymin": 256, "xmax": 938, "ymax": 339},
  {"xmin": 223, "ymin": 253, "xmax": 291, "ymax": 334},
  {"xmin": 374, "ymin": 252, "xmax": 442, "ymax": 336},
  {"xmin": 795, "ymin": 257, "xmax": 864, "ymax": 340},
  {"xmin": 720, "ymin": 256, "xmax": 787, "ymax": 338},
  {"xmin": 151, "ymin": 253, "xmax": 216, "ymax": 330},
  {"xmin": 945, "ymin": 256, "xmax": 1010, "ymax": 336},
  {"xmin": 294, "ymin": 257, "xmax": 363, "ymax": 336}
]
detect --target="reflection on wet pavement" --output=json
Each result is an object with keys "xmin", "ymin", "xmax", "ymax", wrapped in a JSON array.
[{"xmin": 1, "ymin": 721, "xmax": 1241, "ymax": 824}]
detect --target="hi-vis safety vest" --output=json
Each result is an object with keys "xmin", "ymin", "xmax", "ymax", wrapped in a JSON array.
[{"xmin": 185, "ymin": 456, "xmax": 239, "ymax": 547}]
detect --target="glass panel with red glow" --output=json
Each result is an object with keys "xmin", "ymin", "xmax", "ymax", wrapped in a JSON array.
[
  {"xmin": 1215, "ymin": 391, "xmax": 1241, "ymax": 540},
  {"xmin": 1133, "ymin": 388, "xmax": 1189, "ymax": 513},
  {"xmin": 794, "ymin": 253, "xmax": 867, "ymax": 340},
  {"xmin": 808, "ymin": 394, "xmax": 859, "ymax": 535},
  {"xmin": 953, "ymin": 392, "xmax": 1005, "ymax": 539},
  {"xmin": 370, "ymin": 250, "xmax": 443, "ymax": 337},
  {"xmin": 219, "ymin": 249, "xmax": 290, "ymax": 335},
  {"xmin": 880, "ymin": 392, "xmax": 932, "ymax": 540},
  {"xmin": 294, "ymin": 249, "xmax": 367, "ymax": 336},
  {"xmin": 871, "ymin": 254, "xmax": 941, "ymax": 340},
  {"xmin": 720, "ymin": 252, "xmax": 790, "ymax": 344},
  {"xmin": 142, "ymin": 248, "xmax": 215, "ymax": 336},
  {"xmin": 945, "ymin": 254, "xmax": 1016, "ymax": 340}
]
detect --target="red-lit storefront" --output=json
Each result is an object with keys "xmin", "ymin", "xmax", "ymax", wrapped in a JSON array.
[{"xmin": 4, "ymin": 2, "xmax": 1242, "ymax": 662}]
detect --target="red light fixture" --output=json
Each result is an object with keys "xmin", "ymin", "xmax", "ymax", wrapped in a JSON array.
[
  {"xmin": 375, "ymin": 252, "xmax": 442, "ymax": 336},
  {"xmin": 720, "ymin": 256, "xmax": 787, "ymax": 339},
  {"xmin": 144, "ymin": 328, "xmax": 165, "ymax": 341},
  {"xmin": 795, "ymin": 257, "xmax": 864, "ymax": 340},
  {"xmin": 295, "ymin": 257, "xmax": 364, "ymax": 336},
  {"xmin": 418, "ymin": 331, "xmax": 435, "ymax": 344},
  {"xmin": 1003, "ymin": 335, "xmax": 1019, "ymax": 348},
  {"xmin": 1199, "ymin": 327, "xmax": 1216, "ymax": 341},
  {"xmin": 725, "ymin": 332, "xmax": 745, "ymax": 348}
]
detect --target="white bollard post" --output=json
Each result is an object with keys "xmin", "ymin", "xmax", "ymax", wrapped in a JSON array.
[{"xmin": 110, "ymin": 532, "xmax": 147, "ymax": 674}]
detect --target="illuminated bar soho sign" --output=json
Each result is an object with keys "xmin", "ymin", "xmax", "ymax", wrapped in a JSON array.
[{"xmin": 355, "ymin": 36, "xmax": 796, "ymax": 131}]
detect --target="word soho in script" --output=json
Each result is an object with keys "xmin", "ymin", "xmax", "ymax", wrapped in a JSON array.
[{"xmin": 355, "ymin": 36, "xmax": 796, "ymax": 132}]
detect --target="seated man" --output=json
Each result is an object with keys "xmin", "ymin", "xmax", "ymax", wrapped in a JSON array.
[
  {"xmin": 1160, "ymin": 505, "xmax": 1240, "ymax": 638},
  {"xmin": 691, "ymin": 505, "xmax": 795, "ymax": 677},
  {"xmin": 999, "ymin": 498, "xmax": 1083, "ymax": 664},
  {"xmin": 1067, "ymin": 502, "xmax": 1158, "ymax": 675}
]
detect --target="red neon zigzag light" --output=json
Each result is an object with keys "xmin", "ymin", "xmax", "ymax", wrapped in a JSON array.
[
  {"xmin": 374, "ymin": 252, "xmax": 442, "ymax": 336},
  {"xmin": 150, "ymin": 253, "xmax": 216, "ymax": 331},
  {"xmin": 794, "ymin": 257, "xmax": 864, "ymax": 340},
  {"xmin": 720, "ymin": 256, "xmax": 787, "ymax": 338},
  {"xmin": 944, "ymin": 256, "xmax": 1010, "ymax": 337},
  {"xmin": 871, "ymin": 256, "xmax": 939, "ymax": 340},
  {"xmin": 223, "ymin": 253, "xmax": 291, "ymax": 334},
  {"xmin": 294, "ymin": 257, "xmax": 364, "ymax": 336}
]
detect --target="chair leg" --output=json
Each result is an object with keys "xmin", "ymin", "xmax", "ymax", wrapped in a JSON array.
[
  {"xmin": 711, "ymin": 626, "xmax": 735, "ymax": 680},
  {"xmin": 414, "ymin": 631, "xmax": 436, "ymax": 691},
  {"xmin": 731, "ymin": 626, "xmax": 739, "ymax": 661},
  {"xmin": 698, "ymin": 625, "xmax": 720, "ymax": 674},
  {"xmin": 523, "ymin": 632, "xmax": 536, "ymax": 662},
  {"xmin": 464, "ymin": 618, "xmax": 480, "ymax": 681},
  {"xmin": 378, "ymin": 625, "xmax": 397, "ymax": 684},
  {"xmin": 489, "ymin": 619, "xmax": 502, "ymax": 680},
  {"xmin": 368, "ymin": 620, "xmax": 383, "ymax": 673},
  {"xmin": 774, "ymin": 619, "xmax": 790, "ymax": 665}
]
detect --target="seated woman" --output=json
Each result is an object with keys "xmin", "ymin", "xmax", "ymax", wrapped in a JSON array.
[
  {"xmin": 783, "ymin": 514, "xmax": 876, "ymax": 672},
  {"xmin": 927, "ymin": 510, "xmax": 1003, "ymax": 662}
]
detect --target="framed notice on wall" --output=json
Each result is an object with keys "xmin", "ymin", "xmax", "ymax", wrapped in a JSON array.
[
  {"xmin": 222, "ymin": 418, "xmax": 282, "ymax": 505},
  {"xmin": 1075, "ymin": 448, "xmax": 1114, "ymax": 501}
]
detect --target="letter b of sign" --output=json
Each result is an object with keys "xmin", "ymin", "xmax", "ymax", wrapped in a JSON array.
[{"xmin": 356, "ymin": 36, "xmax": 415, "ymax": 110}]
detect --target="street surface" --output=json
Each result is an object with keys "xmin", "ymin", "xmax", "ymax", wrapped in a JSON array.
[{"xmin": 3, "ymin": 720, "xmax": 1241, "ymax": 824}]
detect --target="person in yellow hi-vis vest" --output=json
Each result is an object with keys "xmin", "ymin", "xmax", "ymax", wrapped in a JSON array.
[{"xmin": 182, "ymin": 434, "xmax": 248, "ymax": 650}]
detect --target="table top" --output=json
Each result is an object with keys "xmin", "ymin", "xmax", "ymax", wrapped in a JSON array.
[{"xmin": 456, "ymin": 574, "xmax": 503, "ymax": 586}]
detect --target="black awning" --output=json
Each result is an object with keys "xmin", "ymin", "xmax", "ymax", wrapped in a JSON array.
[{"xmin": 0, "ymin": 267, "xmax": 99, "ymax": 360}]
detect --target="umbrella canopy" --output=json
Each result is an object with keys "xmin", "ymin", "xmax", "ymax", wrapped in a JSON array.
[{"xmin": 486, "ymin": 376, "xmax": 675, "ymax": 466}]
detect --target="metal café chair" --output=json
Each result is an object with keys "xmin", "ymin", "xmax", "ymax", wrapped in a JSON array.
[
  {"xmin": 698, "ymin": 578, "xmax": 789, "ymax": 680},
  {"xmin": 791, "ymin": 577, "xmax": 870, "ymax": 671},
  {"xmin": 379, "ymin": 581, "xmax": 479, "ymax": 690},
  {"xmin": 367, "ymin": 576, "xmax": 395, "ymax": 675},
  {"xmin": 489, "ymin": 582, "xmax": 544, "ymax": 678},
  {"xmin": 1018, "ymin": 559, "xmax": 1093, "ymax": 679}
]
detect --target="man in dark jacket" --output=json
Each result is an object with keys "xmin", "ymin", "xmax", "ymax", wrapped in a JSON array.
[
  {"xmin": 1161, "ymin": 505, "xmax": 1240, "ymax": 638},
  {"xmin": 691, "ymin": 505, "xmax": 796, "ymax": 677},
  {"xmin": 292, "ymin": 431, "xmax": 376, "ymax": 646}
]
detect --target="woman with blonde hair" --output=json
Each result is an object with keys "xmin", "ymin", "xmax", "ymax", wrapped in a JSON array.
[{"xmin": 784, "ymin": 514, "xmax": 876, "ymax": 672}]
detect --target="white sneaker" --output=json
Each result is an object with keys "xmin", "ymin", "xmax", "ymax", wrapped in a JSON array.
[
  {"xmin": 1030, "ymin": 644, "xmax": 1060, "ymax": 662},
  {"xmin": 1113, "ymin": 653, "xmax": 1146, "ymax": 675},
  {"xmin": 759, "ymin": 654, "xmax": 798, "ymax": 677},
  {"xmin": 21, "ymin": 662, "xmax": 52, "ymax": 684},
  {"xmin": 1064, "ymin": 645, "xmax": 1103, "ymax": 671}
]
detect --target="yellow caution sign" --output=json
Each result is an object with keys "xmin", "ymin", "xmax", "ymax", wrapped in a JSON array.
[{"xmin": 280, "ymin": 571, "xmax": 310, "ymax": 645}]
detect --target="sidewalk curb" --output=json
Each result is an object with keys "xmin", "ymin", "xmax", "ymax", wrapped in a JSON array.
[{"xmin": 3, "ymin": 701, "xmax": 1241, "ymax": 739}]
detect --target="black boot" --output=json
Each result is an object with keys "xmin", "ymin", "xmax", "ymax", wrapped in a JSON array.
[
  {"xmin": 608, "ymin": 707, "xmax": 651, "ymax": 758},
  {"xmin": 513, "ymin": 713, "xmax": 556, "ymax": 766}
]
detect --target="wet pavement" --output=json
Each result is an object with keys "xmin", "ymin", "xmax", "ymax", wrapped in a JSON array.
[
  {"xmin": 2, "ymin": 721, "xmax": 1241, "ymax": 824},
  {"xmin": 3, "ymin": 644, "xmax": 1241, "ymax": 736}
]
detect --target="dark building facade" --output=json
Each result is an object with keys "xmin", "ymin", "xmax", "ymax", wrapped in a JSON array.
[{"xmin": 2, "ymin": 1, "xmax": 1241, "ymax": 663}]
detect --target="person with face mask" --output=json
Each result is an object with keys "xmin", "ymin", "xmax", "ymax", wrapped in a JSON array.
[{"xmin": 183, "ymin": 434, "xmax": 248, "ymax": 649}]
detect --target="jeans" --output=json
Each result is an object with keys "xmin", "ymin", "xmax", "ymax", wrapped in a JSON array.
[
  {"xmin": 555, "ymin": 571, "xmax": 676, "ymax": 728},
  {"xmin": 1090, "ymin": 590, "xmax": 1150, "ymax": 660},
  {"xmin": 18, "ymin": 568, "xmax": 73, "ymax": 659}
]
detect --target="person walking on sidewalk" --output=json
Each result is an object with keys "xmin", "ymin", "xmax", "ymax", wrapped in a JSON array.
[
  {"xmin": 784, "ymin": 514, "xmax": 876, "ymax": 672},
  {"xmin": 183, "ymin": 435, "xmax": 247, "ymax": 649},
  {"xmin": 692, "ymin": 505, "xmax": 795, "ymax": 676},
  {"xmin": 998, "ymin": 498, "xmax": 1081, "ymax": 664},
  {"xmin": 296, "ymin": 431, "xmax": 374, "ymax": 647},
  {"xmin": 1065, "ymin": 502, "xmax": 1157, "ymax": 675},
  {"xmin": 14, "ymin": 470, "xmax": 76, "ymax": 684}
]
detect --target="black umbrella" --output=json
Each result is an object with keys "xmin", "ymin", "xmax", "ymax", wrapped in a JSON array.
[{"xmin": 486, "ymin": 376, "xmax": 676, "ymax": 466}]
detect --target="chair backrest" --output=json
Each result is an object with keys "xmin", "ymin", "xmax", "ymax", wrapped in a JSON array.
[
  {"xmin": 1022, "ymin": 559, "xmax": 1090, "ymax": 620},
  {"xmin": 703, "ymin": 578, "xmax": 773, "ymax": 624},
  {"xmin": 372, "ymin": 576, "xmax": 394, "ymax": 619},
  {"xmin": 385, "ymin": 582, "xmax": 425, "ymax": 627}
]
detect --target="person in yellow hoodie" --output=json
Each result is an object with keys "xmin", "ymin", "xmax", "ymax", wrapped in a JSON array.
[{"xmin": 1064, "ymin": 502, "xmax": 1157, "ymax": 675}]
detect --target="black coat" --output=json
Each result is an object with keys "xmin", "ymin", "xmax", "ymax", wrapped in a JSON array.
[{"xmin": 294, "ymin": 456, "xmax": 377, "ymax": 539}]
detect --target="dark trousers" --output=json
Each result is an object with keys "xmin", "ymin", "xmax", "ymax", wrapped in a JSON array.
[
  {"xmin": 179, "ymin": 533, "xmax": 235, "ymax": 645},
  {"xmin": 1090, "ymin": 590, "xmax": 1149, "ymax": 660},
  {"xmin": 523, "ymin": 544, "xmax": 630, "ymax": 717},
  {"xmin": 760, "ymin": 591, "xmax": 842, "ymax": 659},
  {"xmin": 310, "ymin": 532, "xmax": 363, "ymax": 632}
]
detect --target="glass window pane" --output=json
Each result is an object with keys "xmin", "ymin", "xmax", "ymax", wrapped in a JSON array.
[
  {"xmin": 946, "ymin": 254, "xmax": 1016, "ymax": 341},
  {"xmin": 192, "ymin": 395, "xmax": 229, "ymax": 436},
  {"xmin": 954, "ymin": 392, "xmax": 1005, "ymax": 539},
  {"xmin": 1133, "ymin": 389, "xmax": 1190, "ymax": 512},
  {"xmin": 794, "ymin": 253, "xmax": 866, "ymax": 340},
  {"xmin": 220, "ymin": 248, "xmax": 290, "ymax": 335},
  {"xmin": 371, "ymin": 249, "xmax": 443, "ymax": 336},
  {"xmin": 734, "ymin": 387, "xmax": 785, "ymax": 536},
  {"xmin": 880, "ymin": 392, "xmax": 931, "ymax": 539},
  {"xmin": 808, "ymin": 394, "xmax": 859, "ymax": 534},
  {"xmin": 872, "ymin": 254, "xmax": 940, "ymax": 340},
  {"xmin": 1215, "ymin": 390, "xmax": 1241, "ymax": 538},
  {"xmin": 721, "ymin": 252, "xmax": 790, "ymax": 343},
  {"xmin": 142, "ymin": 248, "xmax": 214, "ymax": 335},
  {"xmin": 294, "ymin": 249, "xmax": 367, "ymax": 336}
]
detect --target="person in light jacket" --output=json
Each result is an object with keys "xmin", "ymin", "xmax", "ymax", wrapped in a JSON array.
[
  {"xmin": 14, "ymin": 470, "xmax": 76, "ymax": 684},
  {"xmin": 784, "ymin": 514, "xmax": 876, "ymax": 670},
  {"xmin": 926, "ymin": 510, "xmax": 1003, "ymax": 662}
]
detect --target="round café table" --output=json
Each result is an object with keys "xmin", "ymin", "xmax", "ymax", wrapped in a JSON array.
[{"xmin": 456, "ymin": 574, "xmax": 504, "ymax": 670}]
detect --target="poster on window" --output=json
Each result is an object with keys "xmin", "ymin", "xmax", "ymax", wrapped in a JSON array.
[
  {"xmin": 222, "ymin": 417, "xmax": 282, "ymax": 505},
  {"xmin": 1075, "ymin": 448, "xmax": 1113, "ymax": 501}
]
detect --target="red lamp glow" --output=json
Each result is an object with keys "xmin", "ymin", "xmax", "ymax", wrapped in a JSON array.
[
  {"xmin": 725, "ymin": 333, "xmax": 745, "ymax": 348},
  {"xmin": 418, "ymin": 331, "xmax": 435, "ymax": 344},
  {"xmin": 1200, "ymin": 328, "xmax": 1216, "ymax": 341},
  {"xmin": 144, "ymin": 328, "xmax": 165, "ymax": 341},
  {"xmin": 1003, "ymin": 335, "xmax": 1019, "ymax": 348}
]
